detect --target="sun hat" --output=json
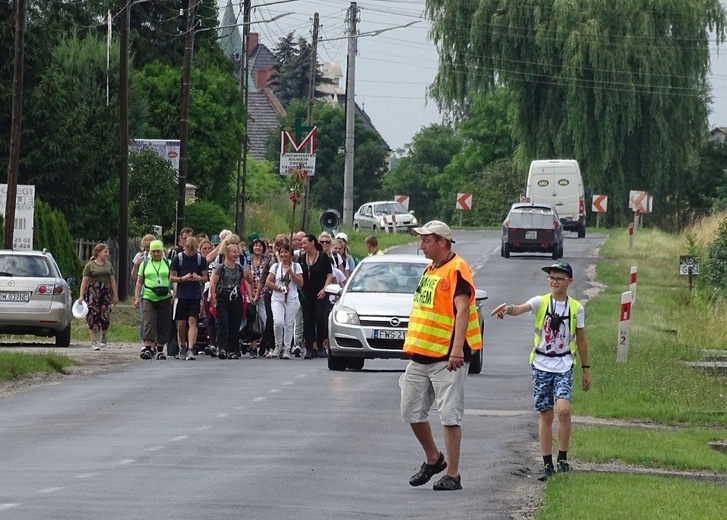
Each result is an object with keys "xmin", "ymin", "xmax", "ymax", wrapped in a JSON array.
[
  {"xmin": 149, "ymin": 240, "xmax": 164, "ymax": 251},
  {"xmin": 541, "ymin": 261, "xmax": 573, "ymax": 279},
  {"xmin": 335, "ymin": 232, "xmax": 349, "ymax": 242},
  {"xmin": 412, "ymin": 220, "xmax": 455, "ymax": 243},
  {"xmin": 72, "ymin": 299, "xmax": 89, "ymax": 320}
]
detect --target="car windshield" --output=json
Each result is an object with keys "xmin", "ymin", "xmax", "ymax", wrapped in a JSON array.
[
  {"xmin": 373, "ymin": 203, "xmax": 407, "ymax": 216},
  {"xmin": 0, "ymin": 255, "xmax": 51, "ymax": 277},
  {"xmin": 347, "ymin": 262, "xmax": 425, "ymax": 294}
]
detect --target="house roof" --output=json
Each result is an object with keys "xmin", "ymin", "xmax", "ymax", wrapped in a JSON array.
[
  {"xmin": 336, "ymin": 93, "xmax": 391, "ymax": 152},
  {"xmin": 247, "ymin": 89, "xmax": 286, "ymax": 160}
]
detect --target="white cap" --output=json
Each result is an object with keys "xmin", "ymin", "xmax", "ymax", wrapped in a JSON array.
[
  {"xmin": 72, "ymin": 299, "xmax": 89, "ymax": 320},
  {"xmin": 335, "ymin": 232, "xmax": 349, "ymax": 242},
  {"xmin": 412, "ymin": 220, "xmax": 455, "ymax": 243}
]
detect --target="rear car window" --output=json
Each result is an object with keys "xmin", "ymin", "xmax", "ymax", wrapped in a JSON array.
[
  {"xmin": 0, "ymin": 255, "xmax": 52, "ymax": 277},
  {"xmin": 508, "ymin": 209, "xmax": 556, "ymax": 229}
]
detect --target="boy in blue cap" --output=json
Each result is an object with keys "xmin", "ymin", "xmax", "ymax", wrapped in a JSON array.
[{"xmin": 494, "ymin": 261, "xmax": 590, "ymax": 480}]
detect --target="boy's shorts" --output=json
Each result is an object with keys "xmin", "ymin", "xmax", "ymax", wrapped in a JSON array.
[{"xmin": 531, "ymin": 366, "xmax": 573, "ymax": 411}]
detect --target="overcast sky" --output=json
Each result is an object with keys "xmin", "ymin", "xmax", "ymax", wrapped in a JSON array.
[{"xmin": 225, "ymin": 0, "xmax": 727, "ymax": 150}]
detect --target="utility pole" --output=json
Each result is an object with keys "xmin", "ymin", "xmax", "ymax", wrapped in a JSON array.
[
  {"xmin": 117, "ymin": 0, "xmax": 130, "ymax": 300},
  {"xmin": 4, "ymin": 0, "xmax": 26, "ymax": 249},
  {"xmin": 236, "ymin": 0, "xmax": 251, "ymax": 237},
  {"xmin": 343, "ymin": 2, "xmax": 358, "ymax": 228},
  {"xmin": 176, "ymin": 1, "xmax": 198, "ymax": 242},
  {"xmin": 301, "ymin": 12, "xmax": 319, "ymax": 232}
]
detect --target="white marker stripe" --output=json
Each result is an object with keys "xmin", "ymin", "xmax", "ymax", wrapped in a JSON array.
[
  {"xmin": 282, "ymin": 381, "xmax": 294, "ymax": 386},
  {"xmin": 198, "ymin": 425, "xmax": 212, "ymax": 430},
  {"xmin": 234, "ymin": 406, "xmax": 246, "ymax": 411},
  {"xmin": 148, "ymin": 446, "xmax": 165, "ymax": 452},
  {"xmin": 116, "ymin": 459, "xmax": 136, "ymax": 465},
  {"xmin": 0, "ymin": 504, "xmax": 19, "ymax": 511},
  {"xmin": 254, "ymin": 397, "xmax": 266, "ymax": 402},
  {"xmin": 269, "ymin": 388, "xmax": 280, "ymax": 393},
  {"xmin": 38, "ymin": 487, "xmax": 64, "ymax": 494},
  {"xmin": 218, "ymin": 413, "xmax": 230, "ymax": 418},
  {"xmin": 171, "ymin": 436, "xmax": 188, "ymax": 442},
  {"xmin": 76, "ymin": 473, "xmax": 99, "ymax": 479},
  {"xmin": 295, "ymin": 374, "xmax": 306, "ymax": 379}
]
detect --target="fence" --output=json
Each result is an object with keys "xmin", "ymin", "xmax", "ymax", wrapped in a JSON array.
[{"xmin": 74, "ymin": 238, "xmax": 143, "ymax": 296}]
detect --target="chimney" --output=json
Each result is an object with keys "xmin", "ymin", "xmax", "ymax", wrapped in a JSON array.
[{"xmin": 247, "ymin": 33, "xmax": 259, "ymax": 56}]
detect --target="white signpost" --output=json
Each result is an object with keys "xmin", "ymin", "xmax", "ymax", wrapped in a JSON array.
[
  {"xmin": 616, "ymin": 291, "xmax": 633, "ymax": 363},
  {"xmin": 0, "ymin": 184, "xmax": 35, "ymax": 251},
  {"xmin": 630, "ymin": 266, "xmax": 637, "ymax": 306}
]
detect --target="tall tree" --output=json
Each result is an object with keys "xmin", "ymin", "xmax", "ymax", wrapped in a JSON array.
[
  {"xmin": 426, "ymin": 0, "xmax": 726, "ymax": 224},
  {"xmin": 271, "ymin": 33, "xmax": 321, "ymax": 105}
]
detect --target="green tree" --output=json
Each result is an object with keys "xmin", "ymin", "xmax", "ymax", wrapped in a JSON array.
[
  {"xmin": 128, "ymin": 149, "xmax": 177, "ymax": 237},
  {"xmin": 426, "ymin": 0, "xmax": 727, "ymax": 225},
  {"xmin": 271, "ymin": 33, "xmax": 321, "ymax": 105},
  {"xmin": 33, "ymin": 199, "xmax": 83, "ymax": 282},
  {"xmin": 185, "ymin": 201, "xmax": 233, "ymax": 238}
]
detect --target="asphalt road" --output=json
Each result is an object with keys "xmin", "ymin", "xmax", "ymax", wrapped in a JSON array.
[{"xmin": 0, "ymin": 230, "xmax": 606, "ymax": 519}]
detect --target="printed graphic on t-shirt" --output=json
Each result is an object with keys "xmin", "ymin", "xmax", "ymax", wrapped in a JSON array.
[{"xmin": 542, "ymin": 313, "xmax": 568, "ymax": 354}]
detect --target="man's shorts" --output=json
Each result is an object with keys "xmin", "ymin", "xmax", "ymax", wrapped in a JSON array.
[
  {"xmin": 400, "ymin": 360, "xmax": 468, "ymax": 426},
  {"xmin": 174, "ymin": 298, "xmax": 201, "ymax": 322},
  {"xmin": 531, "ymin": 366, "xmax": 573, "ymax": 411}
]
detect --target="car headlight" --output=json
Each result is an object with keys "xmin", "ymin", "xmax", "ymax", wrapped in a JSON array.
[
  {"xmin": 334, "ymin": 306, "xmax": 360, "ymax": 325},
  {"xmin": 410, "ymin": 217, "xmax": 417, "ymax": 225}
]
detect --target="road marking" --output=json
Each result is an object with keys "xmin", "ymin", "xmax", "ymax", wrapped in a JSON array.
[
  {"xmin": 465, "ymin": 409, "xmax": 534, "ymax": 417},
  {"xmin": 218, "ymin": 413, "xmax": 230, "ymax": 418},
  {"xmin": 116, "ymin": 459, "xmax": 136, "ymax": 465},
  {"xmin": 171, "ymin": 435, "xmax": 188, "ymax": 442},
  {"xmin": 295, "ymin": 374, "xmax": 306, "ymax": 379},
  {"xmin": 234, "ymin": 406, "xmax": 246, "ymax": 411},
  {"xmin": 254, "ymin": 397, "xmax": 266, "ymax": 402},
  {"xmin": 269, "ymin": 388, "xmax": 280, "ymax": 393},
  {"xmin": 198, "ymin": 425, "xmax": 212, "ymax": 430},
  {"xmin": 148, "ymin": 445, "xmax": 165, "ymax": 452},
  {"xmin": 37, "ymin": 487, "xmax": 64, "ymax": 494},
  {"xmin": 282, "ymin": 381, "xmax": 294, "ymax": 386},
  {"xmin": 76, "ymin": 473, "xmax": 99, "ymax": 479},
  {"xmin": 0, "ymin": 504, "xmax": 19, "ymax": 511}
]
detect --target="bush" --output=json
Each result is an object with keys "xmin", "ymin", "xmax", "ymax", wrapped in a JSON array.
[
  {"xmin": 701, "ymin": 217, "xmax": 727, "ymax": 293},
  {"xmin": 184, "ymin": 200, "xmax": 233, "ymax": 237},
  {"xmin": 33, "ymin": 199, "xmax": 83, "ymax": 283}
]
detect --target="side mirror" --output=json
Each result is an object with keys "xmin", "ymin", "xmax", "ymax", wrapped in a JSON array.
[
  {"xmin": 584, "ymin": 188, "xmax": 592, "ymax": 198},
  {"xmin": 409, "ymin": 210, "xmax": 415, "ymax": 215},
  {"xmin": 324, "ymin": 284, "xmax": 343, "ymax": 297},
  {"xmin": 474, "ymin": 289, "xmax": 488, "ymax": 301},
  {"xmin": 66, "ymin": 277, "xmax": 77, "ymax": 286}
]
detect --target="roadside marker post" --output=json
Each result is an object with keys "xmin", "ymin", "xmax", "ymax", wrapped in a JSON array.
[
  {"xmin": 628, "ymin": 223, "xmax": 634, "ymax": 250},
  {"xmin": 456, "ymin": 193, "xmax": 472, "ymax": 227},
  {"xmin": 591, "ymin": 194, "xmax": 607, "ymax": 228},
  {"xmin": 630, "ymin": 266, "xmax": 637, "ymax": 306},
  {"xmin": 617, "ymin": 291, "xmax": 633, "ymax": 363}
]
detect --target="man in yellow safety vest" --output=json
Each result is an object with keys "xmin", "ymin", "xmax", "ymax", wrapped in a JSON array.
[{"xmin": 400, "ymin": 220, "xmax": 482, "ymax": 491}]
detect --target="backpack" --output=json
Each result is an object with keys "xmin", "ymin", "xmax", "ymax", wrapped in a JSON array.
[{"xmin": 177, "ymin": 251, "xmax": 203, "ymax": 272}]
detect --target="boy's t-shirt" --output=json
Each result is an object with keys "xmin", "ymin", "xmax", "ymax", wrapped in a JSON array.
[
  {"xmin": 171, "ymin": 252, "xmax": 208, "ymax": 300},
  {"xmin": 527, "ymin": 296, "xmax": 585, "ymax": 373}
]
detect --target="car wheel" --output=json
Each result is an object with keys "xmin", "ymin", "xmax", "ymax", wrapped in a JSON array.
[
  {"xmin": 468, "ymin": 347, "xmax": 483, "ymax": 375},
  {"xmin": 327, "ymin": 351, "xmax": 347, "ymax": 371},
  {"xmin": 558, "ymin": 244, "xmax": 564, "ymax": 259},
  {"xmin": 346, "ymin": 357, "xmax": 365, "ymax": 370},
  {"xmin": 500, "ymin": 245, "xmax": 505, "ymax": 257},
  {"xmin": 552, "ymin": 245, "xmax": 559, "ymax": 260},
  {"xmin": 503, "ymin": 243, "xmax": 510, "ymax": 258},
  {"xmin": 354, "ymin": 223, "xmax": 360, "ymax": 231},
  {"xmin": 372, "ymin": 225, "xmax": 378, "ymax": 233},
  {"xmin": 577, "ymin": 224, "xmax": 586, "ymax": 238},
  {"xmin": 55, "ymin": 323, "xmax": 71, "ymax": 348}
]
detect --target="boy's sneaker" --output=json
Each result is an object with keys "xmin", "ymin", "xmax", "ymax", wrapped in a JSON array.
[
  {"xmin": 179, "ymin": 344, "xmax": 188, "ymax": 361},
  {"xmin": 91, "ymin": 341, "xmax": 100, "ymax": 351},
  {"xmin": 557, "ymin": 460, "xmax": 572, "ymax": 473},
  {"xmin": 100, "ymin": 335, "xmax": 107, "ymax": 348},
  {"xmin": 205, "ymin": 345, "xmax": 218, "ymax": 357},
  {"xmin": 218, "ymin": 350, "xmax": 227, "ymax": 360},
  {"xmin": 156, "ymin": 350, "xmax": 167, "ymax": 360},
  {"xmin": 271, "ymin": 345, "xmax": 281, "ymax": 358},
  {"xmin": 264, "ymin": 348, "xmax": 273, "ymax": 358},
  {"xmin": 186, "ymin": 349, "xmax": 195, "ymax": 361},
  {"xmin": 140, "ymin": 348, "xmax": 152, "ymax": 360},
  {"xmin": 249, "ymin": 348, "xmax": 258, "ymax": 359},
  {"xmin": 292, "ymin": 343, "xmax": 302, "ymax": 357},
  {"xmin": 537, "ymin": 464, "xmax": 556, "ymax": 481},
  {"xmin": 282, "ymin": 346, "xmax": 291, "ymax": 360}
]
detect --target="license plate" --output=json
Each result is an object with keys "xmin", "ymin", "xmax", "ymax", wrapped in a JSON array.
[
  {"xmin": 0, "ymin": 291, "xmax": 30, "ymax": 302},
  {"xmin": 525, "ymin": 230, "xmax": 537, "ymax": 240},
  {"xmin": 374, "ymin": 329, "xmax": 406, "ymax": 340}
]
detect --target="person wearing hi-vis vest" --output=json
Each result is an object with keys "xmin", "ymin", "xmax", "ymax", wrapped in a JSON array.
[
  {"xmin": 493, "ymin": 261, "xmax": 590, "ymax": 481},
  {"xmin": 400, "ymin": 220, "xmax": 482, "ymax": 491},
  {"xmin": 134, "ymin": 240, "xmax": 173, "ymax": 360}
]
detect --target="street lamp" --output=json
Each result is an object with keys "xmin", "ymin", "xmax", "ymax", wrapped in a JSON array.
[{"xmin": 175, "ymin": 13, "xmax": 293, "ymax": 243}]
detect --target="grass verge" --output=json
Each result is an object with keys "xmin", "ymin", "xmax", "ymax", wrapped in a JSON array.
[{"xmin": 0, "ymin": 351, "xmax": 78, "ymax": 382}]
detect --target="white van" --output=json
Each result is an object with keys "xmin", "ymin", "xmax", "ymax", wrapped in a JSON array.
[{"xmin": 524, "ymin": 159, "xmax": 587, "ymax": 238}]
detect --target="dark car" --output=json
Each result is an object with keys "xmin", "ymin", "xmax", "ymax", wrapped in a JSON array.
[{"xmin": 501, "ymin": 203, "xmax": 564, "ymax": 259}]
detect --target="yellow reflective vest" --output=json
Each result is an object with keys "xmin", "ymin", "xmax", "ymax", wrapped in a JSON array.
[
  {"xmin": 530, "ymin": 294, "xmax": 581, "ymax": 364},
  {"xmin": 404, "ymin": 254, "xmax": 483, "ymax": 358}
]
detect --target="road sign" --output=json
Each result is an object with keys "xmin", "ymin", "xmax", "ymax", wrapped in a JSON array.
[
  {"xmin": 279, "ymin": 153, "xmax": 316, "ymax": 177},
  {"xmin": 280, "ymin": 126, "xmax": 317, "ymax": 176},
  {"xmin": 592, "ymin": 194, "xmax": 607, "ymax": 213},
  {"xmin": 456, "ymin": 193, "xmax": 472, "ymax": 211},
  {"xmin": 679, "ymin": 256, "xmax": 699, "ymax": 276},
  {"xmin": 394, "ymin": 194, "xmax": 409, "ymax": 210},
  {"xmin": 629, "ymin": 190, "xmax": 650, "ymax": 213},
  {"xmin": 0, "ymin": 184, "xmax": 35, "ymax": 251},
  {"xmin": 616, "ymin": 290, "xmax": 632, "ymax": 363}
]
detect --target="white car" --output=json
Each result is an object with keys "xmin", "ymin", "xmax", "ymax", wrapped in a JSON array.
[
  {"xmin": 353, "ymin": 201, "xmax": 418, "ymax": 233},
  {"xmin": 325, "ymin": 254, "xmax": 487, "ymax": 373}
]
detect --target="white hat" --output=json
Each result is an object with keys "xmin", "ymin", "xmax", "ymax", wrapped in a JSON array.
[
  {"xmin": 72, "ymin": 299, "xmax": 88, "ymax": 320},
  {"xmin": 335, "ymin": 232, "xmax": 349, "ymax": 242},
  {"xmin": 412, "ymin": 220, "xmax": 455, "ymax": 243}
]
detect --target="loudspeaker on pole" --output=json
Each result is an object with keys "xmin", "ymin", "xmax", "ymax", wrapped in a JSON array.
[{"xmin": 320, "ymin": 209, "xmax": 341, "ymax": 235}]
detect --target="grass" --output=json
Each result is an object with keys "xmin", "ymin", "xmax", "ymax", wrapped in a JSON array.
[
  {"xmin": 70, "ymin": 302, "xmax": 141, "ymax": 344},
  {"xmin": 0, "ymin": 350, "xmax": 77, "ymax": 382},
  {"xmin": 537, "ymin": 473, "xmax": 727, "ymax": 520}
]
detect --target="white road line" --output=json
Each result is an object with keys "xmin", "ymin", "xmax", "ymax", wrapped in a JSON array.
[
  {"xmin": 148, "ymin": 446, "xmax": 165, "ymax": 452},
  {"xmin": 282, "ymin": 381, "xmax": 294, "ymax": 386},
  {"xmin": 76, "ymin": 473, "xmax": 99, "ymax": 479},
  {"xmin": 254, "ymin": 397, "xmax": 266, "ymax": 402},
  {"xmin": 218, "ymin": 413, "xmax": 230, "ymax": 418},
  {"xmin": 198, "ymin": 425, "xmax": 212, "ymax": 430},
  {"xmin": 295, "ymin": 374, "xmax": 306, "ymax": 379},
  {"xmin": 0, "ymin": 504, "xmax": 19, "ymax": 511},
  {"xmin": 37, "ymin": 487, "xmax": 64, "ymax": 494},
  {"xmin": 269, "ymin": 388, "xmax": 281, "ymax": 393},
  {"xmin": 234, "ymin": 406, "xmax": 246, "ymax": 411},
  {"xmin": 116, "ymin": 459, "xmax": 136, "ymax": 466},
  {"xmin": 171, "ymin": 435, "xmax": 188, "ymax": 442}
]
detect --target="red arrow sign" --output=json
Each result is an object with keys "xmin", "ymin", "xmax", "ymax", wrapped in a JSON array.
[
  {"xmin": 456, "ymin": 193, "xmax": 472, "ymax": 211},
  {"xmin": 592, "ymin": 194, "xmax": 607, "ymax": 213}
]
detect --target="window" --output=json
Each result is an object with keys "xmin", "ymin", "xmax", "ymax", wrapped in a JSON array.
[{"xmin": 0, "ymin": 255, "xmax": 51, "ymax": 277}]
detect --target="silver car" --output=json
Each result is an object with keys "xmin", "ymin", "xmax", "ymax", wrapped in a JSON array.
[
  {"xmin": 353, "ymin": 201, "xmax": 418, "ymax": 233},
  {"xmin": 0, "ymin": 250, "xmax": 75, "ymax": 347},
  {"xmin": 325, "ymin": 254, "xmax": 487, "ymax": 373}
]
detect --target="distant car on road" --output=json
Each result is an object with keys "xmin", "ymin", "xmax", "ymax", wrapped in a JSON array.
[
  {"xmin": 353, "ymin": 201, "xmax": 418, "ymax": 233},
  {"xmin": 501, "ymin": 203, "xmax": 564, "ymax": 260},
  {"xmin": 325, "ymin": 254, "xmax": 487, "ymax": 373},
  {"xmin": 0, "ymin": 249, "xmax": 75, "ymax": 347}
]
